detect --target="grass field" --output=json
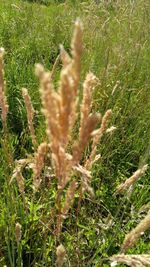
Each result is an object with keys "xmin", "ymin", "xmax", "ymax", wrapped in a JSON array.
[{"xmin": 0, "ymin": 0, "xmax": 150, "ymax": 266}]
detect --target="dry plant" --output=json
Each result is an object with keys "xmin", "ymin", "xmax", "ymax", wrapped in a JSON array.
[
  {"xmin": 9, "ymin": 158, "xmax": 30, "ymax": 194},
  {"xmin": 33, "ymin": 19, "xmax": 112, "ymax": 236},
  {"xmin": 0, "ymin": 47, "xmax": 13, "ymax": 166},
  {"xmin": 22, "ymin": 88, "xmax": 37, "ymax": 148},
  {"xmin": 116, "ymin": 164, "xmax": 148, "ymax": 194},
  {"xmin": 110, "ymin": 208, "xmax": 150, "ymax": 266},
  {"xmin": 0, "ymin": 20, "xmax": 112, "ymax": 246},
  {"xmin": 0, "ymin": 47, "xmax": 8, "ymax": 134},
  {"xmin": 56, "ymin": 244, "xmax": 66, "ymax": 267},
  {"xmin": 31, "ymin": 142, "xmax": 49, "ymax": 192},
  {"xmin": 15, "ymin": 222, "xmax": 22, "ymax": 245},
  {"xmin": 110, "ymin": 254, "xmax": 150, "ymax": 267},
  {"xmin": 121, "ymin": 210, "xmax": 150, "ymax": 252}
]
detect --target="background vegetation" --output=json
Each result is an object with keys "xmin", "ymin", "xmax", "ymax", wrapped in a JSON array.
[{"xmin": 0, "ymin": 0, "xmax": 150, "ymax": 266}]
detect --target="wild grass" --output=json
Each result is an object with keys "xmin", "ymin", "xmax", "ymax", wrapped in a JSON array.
[{"xmin": 0, "ymin": 0, "xmax": 150, "ymax": 266}]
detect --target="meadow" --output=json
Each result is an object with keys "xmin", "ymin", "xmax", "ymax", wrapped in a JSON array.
[{"xmin": 0, "ymin": 0, "xmax": 150, "ymax": 266}]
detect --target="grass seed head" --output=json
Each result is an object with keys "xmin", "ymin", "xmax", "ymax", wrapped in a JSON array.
[
  {"xmin": 22, "ymin": 88, "xmax": 37, "ymax": 148},
  {"xmin": 116, "ymin": 164, "xmax": 148, "ymax": 194},
  {"xmin": 15, "ymin": 222, "xmax": 22, "ymax": 244},
  {"xmin": 122, "ymin": 211, "xmax": 150, "ymax": 252},
  {"xmin": 56, "ymin": 244, "xmax": 66, "ymax": 267},
  {"xmin": 85, "ymin": 109, "xmax": 112, "ymax": 169},
  {"xmin": 32, "ymin": 142, "xmax": 48, "ymax": 192},
  {"xmin": 0, "ymin": 47, "xmax": 9, "ymax": 132},
  {"xmin": 110, "ymin": 254, "xmax": 150, "ymax": 267}
]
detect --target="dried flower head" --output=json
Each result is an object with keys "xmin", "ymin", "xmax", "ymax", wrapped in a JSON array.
[
  {"xmin": 116, "ymin": 164, "xmax": 148, "ymax": 194},
  {"xmin": 110, "ymin": 254, "xmax": 150, "ymax": 267},
  {"xmin": 60, "ymin": 44, "xmax": 71, "ymax": 67},
  {"xmin": 15, "ymin": 222, "xmax": 22, "ymax": 244},
  {"xmin": 32, "ymin": 142, "xmax": 48, "ymax": 192},
  {"xmin": 106, "ymin": 126, "xmax": 117, "ymax": 134},
  {"xmin": 0, "ymin": 47, "xmax": 9, "ymax": 132},
  {"xmin": 10, "ymin": 159, "xmax": 28, "ymax": 194},
  {"xmin": 122, "ymin": 210, "xmax": 150, "ymax": 252},
  {"xmin": 56, "ymin": 244, "xmax": 66, "ymax": 267},
  {"xmin": 80, "ymin": 72, "xmax": 97, "ymax": 135},
  {"xmin": 22, "ymin": 88, "xmax": 37, "ymax": 148},
  {"xmin": 61, "ymin": 180, "xmax": 78, "ymax": 218},
  {"xmin": 85, "ymin": 109, "xmax": 112, "ymax": 169}
]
